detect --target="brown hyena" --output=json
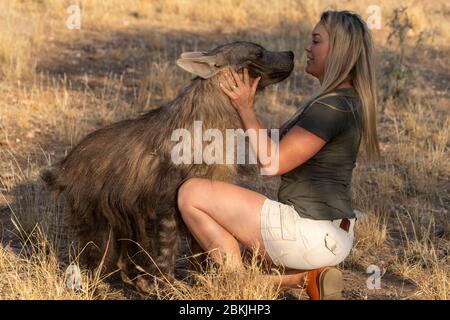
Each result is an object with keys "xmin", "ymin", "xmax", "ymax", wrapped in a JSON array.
[{"xmin": 41, "ymin": 41, "xmax": 294, "ymax": 293}]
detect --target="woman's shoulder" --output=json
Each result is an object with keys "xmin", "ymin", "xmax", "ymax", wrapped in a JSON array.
[{"xmin": 312, "ymin": 88, "xmax": 359, "ymax": 113}]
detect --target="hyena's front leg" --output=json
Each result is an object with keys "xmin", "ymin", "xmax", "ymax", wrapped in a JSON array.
[{"xmin": 154, "ymin": 205, "xmax": 181, "ymax": 283}]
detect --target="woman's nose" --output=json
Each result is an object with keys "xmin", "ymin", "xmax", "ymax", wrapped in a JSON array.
[{"xmin": 305, "ymin": 44, "xmax": 311, "ymax": 53}]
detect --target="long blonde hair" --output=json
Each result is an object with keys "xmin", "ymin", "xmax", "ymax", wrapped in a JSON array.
[{"xmin": 280, "ymin": 10, "xmax": 380, "ymax": 162}]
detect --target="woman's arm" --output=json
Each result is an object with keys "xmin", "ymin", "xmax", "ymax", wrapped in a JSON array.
[{"xmin": 219, "ymin": 68, "xmax": 326, "ymax": 176}]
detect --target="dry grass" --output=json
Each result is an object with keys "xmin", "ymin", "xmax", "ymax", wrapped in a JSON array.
[
  {"xmin": 151, "ymin": 249, "xmax": 284, "ymax": 300},
  {"xmin": 0, "ymin": 0, "xmax": 448, "ymax": 299},
  {"xmin": 0, "ymin": 221, "xmax": 116, "ymax": 299}
]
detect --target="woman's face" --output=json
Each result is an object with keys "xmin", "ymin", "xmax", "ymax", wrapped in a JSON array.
[{"xmin": 305, "ymin": 22, "xmax": 330, "ymax": 82}]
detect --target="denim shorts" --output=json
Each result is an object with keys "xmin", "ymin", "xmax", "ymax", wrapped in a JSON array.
[{"xmin": 260, "ymin": 198, "xmax": 355, "ymax": 270}]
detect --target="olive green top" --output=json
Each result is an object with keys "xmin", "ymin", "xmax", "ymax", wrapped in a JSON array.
[{"xmin": 277, "ymin": 87, "xmax": 362, "ymax": 220}]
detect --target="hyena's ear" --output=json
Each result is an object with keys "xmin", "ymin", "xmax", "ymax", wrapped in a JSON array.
[{"xmin": 176, "ymin": 51, "xmax": 221, "ymax": 79}]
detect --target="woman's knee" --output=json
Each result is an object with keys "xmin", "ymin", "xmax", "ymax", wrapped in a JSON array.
[{"xmin": 177, "ymin": 178, "xmax": 205, "ymax": 212}]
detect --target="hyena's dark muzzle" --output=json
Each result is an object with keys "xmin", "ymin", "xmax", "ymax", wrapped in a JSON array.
[
  {"xmin": 246, "ymin": 49, "xmax": 295, "ymax": 88},
  {"xmin": 176, "ymin": 41, "xmax": 294, "ymax": 88}
]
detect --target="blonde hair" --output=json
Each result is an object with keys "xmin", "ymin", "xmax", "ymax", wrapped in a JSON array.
[{"xmin": 280, "ymin": 10, "xmax": 380, "ymax": 162}]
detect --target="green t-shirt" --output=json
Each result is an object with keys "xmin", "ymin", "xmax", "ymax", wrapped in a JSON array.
[{"xmin": 277, "ymin": 87, "xmax": 361, "ymax": 220}]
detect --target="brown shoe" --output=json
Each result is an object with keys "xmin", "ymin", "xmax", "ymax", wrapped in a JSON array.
[{"xmin": 305, "ymin": 267, "xmax": 343, "ymax": 300}]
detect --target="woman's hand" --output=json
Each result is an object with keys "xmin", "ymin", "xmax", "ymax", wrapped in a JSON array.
[{"xmin": 219, "ymin": 67, "xmax": 261, "ymax": 116}]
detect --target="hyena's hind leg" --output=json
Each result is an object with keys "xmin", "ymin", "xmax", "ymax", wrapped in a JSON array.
[
  {"xmin": 116, "ymin": 216, "xmax": 161, "ymax": 296},
  {"xmin": 65, "ymin": 200, "xmax": 119, "ymax": 277},
  {"xmin": 116, "ymin": 239, "xmax": 159, "ymax": 295}
]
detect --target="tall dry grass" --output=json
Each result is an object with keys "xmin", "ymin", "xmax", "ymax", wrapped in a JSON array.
[{"xmin": 0, "ymin": 220, "xmax": 117, "ymax": 299}]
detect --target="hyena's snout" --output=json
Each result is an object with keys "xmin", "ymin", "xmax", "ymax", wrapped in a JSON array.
[{"xmin": 253, "ymin": 49, "xmax": 295, "ymax": 88}]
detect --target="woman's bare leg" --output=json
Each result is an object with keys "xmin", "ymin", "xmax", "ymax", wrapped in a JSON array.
[
  {"xmin": 181, "ymin": 203, "xmax": 246, "ymax": 270},
  {"xmin": 177, "ymin": 178, "xmax": 313, "ymax": 290},
  {"xmin": 177, "ymin": 178, "xmax": 266, "ymax": 270}
]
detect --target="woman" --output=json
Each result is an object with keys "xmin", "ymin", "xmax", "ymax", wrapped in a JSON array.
[{"xmin": 177, "ymin": 10, "xmax": 379, "ymax": 300}]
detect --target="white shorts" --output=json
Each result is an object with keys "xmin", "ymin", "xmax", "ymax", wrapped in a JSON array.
[{"xmin": 260, "ymin": 198, "xmax": 355, "ymax": 270}]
